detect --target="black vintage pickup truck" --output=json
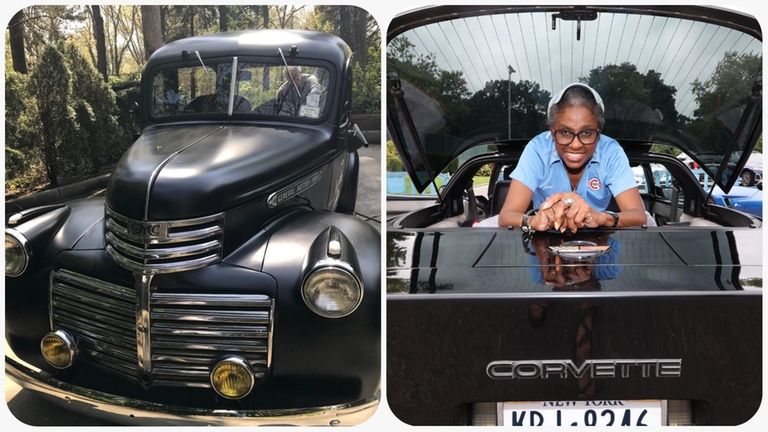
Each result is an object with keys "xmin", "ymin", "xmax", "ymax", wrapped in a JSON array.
[
  {"xmin": 386, "ymin": 5, "xmax": 762, "ymax": 426},
  {"xmin": 6, "ymin": 29, "xmax": 379, "ymax": 426}
]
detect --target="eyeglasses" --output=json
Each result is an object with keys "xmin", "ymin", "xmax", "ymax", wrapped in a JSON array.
[{"xmin": 553, "ymin": 128, "xmax": 600, "ymax": 145}]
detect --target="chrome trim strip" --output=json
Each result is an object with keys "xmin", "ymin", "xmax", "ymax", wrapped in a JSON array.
[
  {"xmin": 5, "ymin": 348, "xmax": 380, "ymax": 426},
  {"xmin": 151, "ymin": 293, "xmax": 271, "ymax": 306},
  {"xmin": 136, "ymin": 274, "xmax": 153, "ymax": 381},
  {"xmin": 267, "ymin": 299, "xmax": 275, "ymax": 368},
  {"xmin": 7, "ymin": 351, "xmax": 379, "ymax": 426},
  {"xmin": 106, "ymin": 232, "xmax": 220, "ymax": 260},
  {"xmin": 137, "ymin": 127, "xmax": 224, "ymax": 220},
  {"xmin": 266, "ymin": 169, "xmax": 323, "ymax": 208},
  {"xmin": 150, "ymin": 341, "xmax": 267, "ymax": 353},
  {"xmin": 107, "ymin": 207, "xmax": 224, "ymax": 228},
  {"xmin": 150, "ymin": 309, "xmax": 270, "ymax": 323},
  {"xmin": 52, "ymin": 284, "xmax": 134, "ymax": 316},
  {"xmin": 104, "ymin": 218, "xmax": 129, "ymax": 236},
  {"xmin": 227, "ymin": 56, "xmax": 238, "ymax": 116},
  {"xmin": 106, "ymin": 245, "xmax": 220, "ymax": 274},
  {"xmin": 151, "ymin": 326, "xmax": 268, "ymax": 338},
  {"xmin": 53, "ymin": 269, "xmax": 135, "ymax": 300}
]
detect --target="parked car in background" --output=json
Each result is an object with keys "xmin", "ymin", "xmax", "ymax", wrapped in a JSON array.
[
  {"xmin": 6, "ymin": 29, "xmax": 380, "ymax": 426},
  {"xmin": 387, "ymin": 5, "xmax": 761, "ymax": 426},
  {"xmin": 679, "ymin": 152, "xmax": 763, "ymax": 187},
  {"xmin": 676, "ymin": 154, "xmax": 763, "ymax": 218}
]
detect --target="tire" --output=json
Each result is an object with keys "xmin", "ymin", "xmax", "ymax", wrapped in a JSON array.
[{"xmin": 741, "ymin": 170, "xmax": 755, "ymax": 187}]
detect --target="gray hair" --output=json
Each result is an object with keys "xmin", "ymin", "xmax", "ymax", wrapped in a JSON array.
[{"xmin": 546, "ymin": 86, "xmax": 605, "ymax": 129}]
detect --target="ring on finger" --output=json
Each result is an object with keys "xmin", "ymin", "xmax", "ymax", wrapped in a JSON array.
[{"xmin": 563, "ymin": 197, "xmax": 575, "ymax": 208}]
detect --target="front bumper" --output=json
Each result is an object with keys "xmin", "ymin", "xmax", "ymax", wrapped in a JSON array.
[{"xmin": 6, "ymin": 349, "xmax": 379, "ymax": 426}]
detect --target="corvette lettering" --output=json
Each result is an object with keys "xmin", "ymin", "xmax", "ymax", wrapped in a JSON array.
[{"xmin": 486, "ymin": 359, "xmax": 681, "ymax": 379}]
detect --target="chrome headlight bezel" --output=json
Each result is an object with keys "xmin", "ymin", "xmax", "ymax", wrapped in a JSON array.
[
  {"xmin": 5, "ymin": 228, "xmax": 31, "ymax": 278},
  {"xmin": 301, "ymin": 259, "xmax": 364, "ymax": 319},
  {"xmin": 40, "ymin": 330, "xmax": 78, "ymax": 369}
]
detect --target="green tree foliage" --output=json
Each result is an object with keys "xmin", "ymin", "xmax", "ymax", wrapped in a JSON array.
[
  {"xmin": 691, "ymin": 52, "xmax": 761, "ymax": 117},
  {"xmin": 313, "ymin": 6, "xmax": 380, "ymax": 114},
  {"xmin": 352, "ymin": 43, "xmax": 381, "ymax": 113},
  {"xmin": 586, "ymin": 62, "xmax": 679, "ymax": 127},
  {"xmin": 686, "ymin": 52, "xmax": 762, "ymax": 155},
  {"xmin": 5, "ymin": 71, "xmax": 36, "ymax": 179},
  {"xmin": 386, "ymin": 140, "xmax": 404, "ymax": 171},
  {"xmin": 27, "ymin": 45, "xmax": 78, "ymax": 186},
  {"xmin": 63, "ymin": 43, "xmax": 124, "ymax": 174}
]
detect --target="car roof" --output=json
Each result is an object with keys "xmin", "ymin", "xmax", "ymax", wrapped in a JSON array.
[{"xmin": 147, "ymin": 29, "xmax": 351, "ymax": 68}]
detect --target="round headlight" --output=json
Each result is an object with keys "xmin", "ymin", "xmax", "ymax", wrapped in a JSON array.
[
  {"xmin": 210, "ymin": 356, "xmax": 255, "ymax": 399},
  {"xmin": 5, "ymin": 229, "xmax": 30, "ymax": 277},
  {"xmin": 302, "ymin": 265, "xmax": 362, "ymax": 318},
  {"xmin": 40, "ymin": 330, "xmax": 77, "ymax": 369}
]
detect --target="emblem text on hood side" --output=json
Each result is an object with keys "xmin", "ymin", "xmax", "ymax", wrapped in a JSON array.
[{"xmin": 486, "ymin": 359, "xmax": 681, "ymax": 380}]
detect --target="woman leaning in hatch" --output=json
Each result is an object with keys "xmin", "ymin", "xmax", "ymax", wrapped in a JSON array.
[{"xmin": 499, "ymin": 83, "xmax": 646, "ymax": 232}]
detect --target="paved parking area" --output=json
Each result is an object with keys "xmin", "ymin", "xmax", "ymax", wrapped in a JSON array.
[{"xmin": 356, "ymin": 143, "xmax": 381, "ymax": 228}]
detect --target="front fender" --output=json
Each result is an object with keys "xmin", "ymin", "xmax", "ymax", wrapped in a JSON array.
[
  {"xmin": 6, "ymin": 198, "xmax": 106, "ymax": 342},
  {"xmin": 252, "ymin": 211, "xmax": 380, "ymax": 403}
]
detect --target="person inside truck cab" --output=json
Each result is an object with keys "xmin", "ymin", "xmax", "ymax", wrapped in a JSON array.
[
  {"xmin": 498, "ymin": 83, "xmax": 647, "ymax": 232},
  {"xmin": 274, "ymin": 65, "xmax": 322, "ymax": 117}
]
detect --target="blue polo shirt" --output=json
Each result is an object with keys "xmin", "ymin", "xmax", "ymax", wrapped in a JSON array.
[{"xmin": 510, "ymin": 131, "xmax": 636, "ymax": 210}]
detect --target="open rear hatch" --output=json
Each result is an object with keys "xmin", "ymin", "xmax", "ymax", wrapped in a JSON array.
[{"xmin": 386, "ymin": 6, "xmax": 762, "ymax": 194}]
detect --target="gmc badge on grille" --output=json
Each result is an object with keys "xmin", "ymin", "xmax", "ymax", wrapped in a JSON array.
[{"xmin": 126, "ymin": 221, "xmax": 168, "ymax": 240}]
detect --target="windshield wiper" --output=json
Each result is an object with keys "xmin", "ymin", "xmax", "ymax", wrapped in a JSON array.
[{"xmin": 277, "ymin": 47, "xmax": 302, "ymax": 100}]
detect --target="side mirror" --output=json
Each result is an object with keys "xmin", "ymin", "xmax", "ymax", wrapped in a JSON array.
[{"xmin": 346, "ymin": 123, "xmax": 368, "ymax": 151}]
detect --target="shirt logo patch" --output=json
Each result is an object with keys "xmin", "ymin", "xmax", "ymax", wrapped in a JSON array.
[{"xmin": 588, "ymin": 177, "xmax": 602, "ymax": 191}]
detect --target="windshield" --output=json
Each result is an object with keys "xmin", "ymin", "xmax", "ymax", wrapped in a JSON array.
[
  {"xmin": 151, "ymin": 58, "xmax": 331, "ymax": 120},
  {"xmin": 387, "ymin": 8, "xmax": 762, "ymax": 183}
]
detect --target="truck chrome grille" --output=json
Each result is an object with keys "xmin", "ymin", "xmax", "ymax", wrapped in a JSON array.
[
  {"xmin": 50, "ymin": 269, "xmax": 139, "ymax": 382},
  {"xmin": 50, "ymin": 269, "xmax": 274, "ymax": 389},
  {"xmin": 149, "ymin": 292, "xmax": 274, "ymax": 388},
  {"xmin": 105, "ymin": 207, "xmax": 224, "ymax": 274}
]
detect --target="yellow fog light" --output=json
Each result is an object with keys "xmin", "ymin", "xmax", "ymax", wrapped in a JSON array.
[
  {"xmin": 210, "ymin": 356, "xmax": 255, "ymax": 399},
  {"xmin": 40, "ymin": 330, "xmax": 76, "ymax": 369}
]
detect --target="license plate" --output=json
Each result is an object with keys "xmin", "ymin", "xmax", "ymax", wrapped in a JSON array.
[{"xmin": 501, "ymin": 400, "xmax": 664, "ymax": 427}]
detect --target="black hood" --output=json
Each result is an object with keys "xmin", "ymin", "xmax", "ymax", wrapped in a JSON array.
[{"xmin": 107, "ymin": 124, "xmax": 333, "ymax": 220}]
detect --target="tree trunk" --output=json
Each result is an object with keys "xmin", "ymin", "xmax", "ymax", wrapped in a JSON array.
[
  {"xmin": 141, "ymin": 5, "xmax": 163, "ymax": 60},
  {"xmin": 8, "ymin": 11, "xmax": 28, "ymax": 74},
  {"xmin": 352, "ymin": 9, "xmax": 368, "ymax": 70},
  {"xmin": 218, "ymin": 6, "xmax": 229, "ymax": 32},
  {"xmin": 338, "ymin": 8, "xmax": 367, "ymax": 70},
  {"xmin": 91, "ymin": 6, "xmax": 108, "ymax": 81}
]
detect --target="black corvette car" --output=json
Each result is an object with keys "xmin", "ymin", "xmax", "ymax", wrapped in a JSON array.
[
  {"xmin": 6, "ymin": 29, "xmax": 379, "ymax": 425},
  {"xmin": 386, "ymin": 5, "xmax": 761, "ymax": 426}
]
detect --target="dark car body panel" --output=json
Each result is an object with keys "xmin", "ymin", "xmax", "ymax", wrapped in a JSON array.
[
  {"xmin": 388, "ymin": 294, "xmax": 760, "ymax": 425},
  {"xmin": 387, "ymin": 228, "xmax": 762, "ymax": 425},
  {"xmin": 107, "ymin": 123, "xmax": 336, "ymax": 220}
]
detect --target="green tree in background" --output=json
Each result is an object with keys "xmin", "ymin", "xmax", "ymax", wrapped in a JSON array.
[
  {"xmin": 63, "ymin": 43, "xmax": 124, "ymax": 174},
  {"xmin": 28, "ymin": 45, "xmax": 78, "ymax": 186}
]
